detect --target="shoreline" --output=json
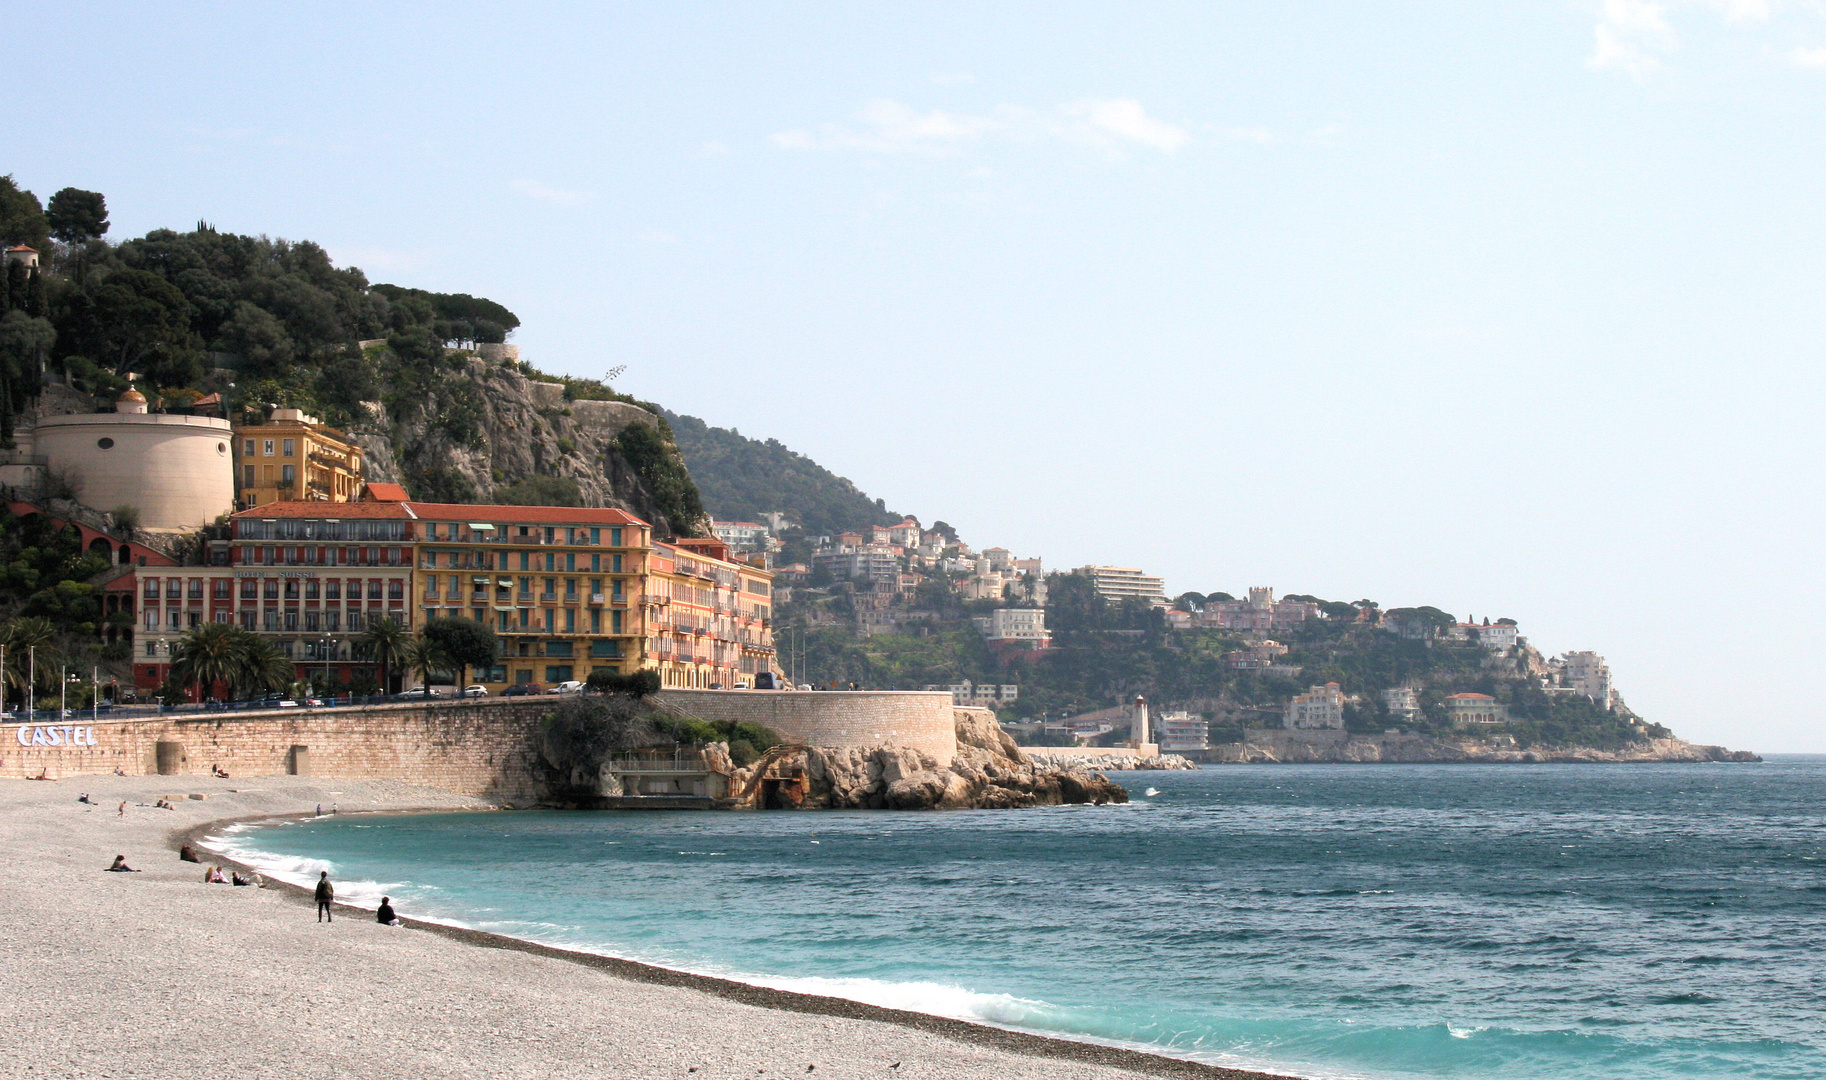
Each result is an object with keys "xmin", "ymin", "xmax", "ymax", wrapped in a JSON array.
[
  {"xmin": 186, "ymin": 808, "xmax": 1293, "ymax": 1080},
  {"xmin": 3, "ymin": 773, "xmax": 1303, "ymax": 1080}
]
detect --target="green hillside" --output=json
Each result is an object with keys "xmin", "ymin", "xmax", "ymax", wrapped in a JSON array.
[{"xmin": 663, "ymin": 410, "xmax": 898, "ymax": 536}]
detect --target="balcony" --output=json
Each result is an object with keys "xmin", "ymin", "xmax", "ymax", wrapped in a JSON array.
[
  {"xmin": 539, "ymin": 593, "xmax": 557, "ymax": 603},
  {"xmin": 590, "ymin": 594, "xmax": 606, "ymax": 604}
]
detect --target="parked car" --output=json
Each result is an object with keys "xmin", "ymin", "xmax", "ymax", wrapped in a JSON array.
[
  {"xmin": 546, "ymin": 680, "xmax": 584, "ymax": 695},
  {"xmin": 257, "ymin": 698, "xmax": 301, "ymax": 709},
  {"xmin": 460, "ymin": 685, "xmax": 489, "ymax": 698},
  {"xmin": 394, "ymin": 687, "xmax": 438, "ymax": 701},
  {"xmin": 752, "ymin": 672, "xmax": 779, "ymax": 690},
  {"xmin": 501, "ymin": 683, "xmax": 544, "ymax": 697}
]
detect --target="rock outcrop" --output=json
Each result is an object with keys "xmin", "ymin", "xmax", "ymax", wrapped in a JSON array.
[
  {"xmin": 348, "ymin": 356, "xmax": 710, "ymax": 537},
  {"xmin": 1025, "ymin": 752, "xmax": 1200, "ymax": 772},
  {"xmin": 726, "ymin": 708, "xmax": 1129, "ymax": 810}
]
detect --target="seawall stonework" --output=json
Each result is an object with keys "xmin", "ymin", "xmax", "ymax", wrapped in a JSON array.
[
  {"xmin": 5, "ymin": 691, "xmax": 961, "ymax": 796},
  {"xmin": 654, "ymin": 689, "xmax": 958, "ymax": 761}
]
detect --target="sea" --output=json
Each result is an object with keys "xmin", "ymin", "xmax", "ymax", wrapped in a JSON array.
[{"xmin": 204, "ymin": 759, "xmax": 1826, "ymax": 1080}]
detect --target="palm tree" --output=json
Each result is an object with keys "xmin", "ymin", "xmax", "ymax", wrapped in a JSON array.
[
  {"xmin": 239, "ymin": 638, "xmax": 296, "ymax": 699},
  {"xmin": 402, "ymin": 633, "xmax": 451, "ymax": 691},
  {"xmin": 360, "ymin": 617, "xmax": 410, "ymax": 694},
  {"xmin": 1, "ymin": 617, "xmax": 59, "ymax": 705},
  {"xmin": 169, "ymin": 622, "xmax": 247, "ymax": 701}
]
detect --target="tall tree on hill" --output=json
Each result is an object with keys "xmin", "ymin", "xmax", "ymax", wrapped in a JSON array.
[
  {"xmin": 46, "ymin": 188, "xmax": 108, "ymax": 244},
  {"xmin": 0, "ymin": 176, "xmax": 48, "ymax": 252},
  {"xmin": 52, "ymin": 268, "xmax": 202, "ymax": 385}
]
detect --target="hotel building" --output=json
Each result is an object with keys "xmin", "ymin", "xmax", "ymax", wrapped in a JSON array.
[
  {"xmin": 130, "ymin": 496, "xmax": 775, "ymax": 695},
  {"xmin": 233, "ymin": 408, "xmax": 365, "ymax": 508}
]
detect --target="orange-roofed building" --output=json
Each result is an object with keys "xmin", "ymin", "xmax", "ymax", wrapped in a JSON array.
[
  {"xmin": 206, "ymin": 498, "xmax": 775, "ymax": 696},
  {"xmin": 233, "ymin": 408, "xmax": 364, "ymax": 508}
]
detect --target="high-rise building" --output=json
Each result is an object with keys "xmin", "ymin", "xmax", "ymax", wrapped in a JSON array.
[{"xmin": 1074, "ymin": 565, "xmax": 1168, "ymax": 606}]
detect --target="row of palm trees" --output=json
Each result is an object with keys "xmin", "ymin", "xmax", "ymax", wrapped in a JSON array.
[
  {"xmin": 0, "ymin": 614, "xmax": 461, "ymax": 705},
  {"xmin": 169, "ymin": 617, "xmax": 453, "ymax": 701}
]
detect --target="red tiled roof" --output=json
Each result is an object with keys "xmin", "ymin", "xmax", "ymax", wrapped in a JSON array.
[
  {"xmin": 1445, "ymin": 693, "xmax": 1496, "ymax": 701},
  {"xmin": 5, "ymin": 244, "xmax": 36, "ymax": 253},
  {"xmin": 406, "ymin": 502, "xmax": 647, "ymax": 526},
  {"xmin": 232, "ymin": 501, "xmax": 412, "ymax": 519},
  {"xmin": 361, "ymin": 483, "xmax": 410, "ymax": 502}
]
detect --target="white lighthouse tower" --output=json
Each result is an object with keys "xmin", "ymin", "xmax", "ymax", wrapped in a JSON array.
[{"xmin": 1130, "ymin": 695, "xmax": 1157, "ymax": 755}]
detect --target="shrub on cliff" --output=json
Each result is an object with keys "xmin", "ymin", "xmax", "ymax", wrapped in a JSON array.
[{"xmin": 586, "ymin": 668, "xmax": 661, "ymax": 697}]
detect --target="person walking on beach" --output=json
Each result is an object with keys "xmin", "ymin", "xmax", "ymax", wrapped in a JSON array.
[{"xmin": 315, "ymin": 871, "xmax": 334, "ymax": 922}]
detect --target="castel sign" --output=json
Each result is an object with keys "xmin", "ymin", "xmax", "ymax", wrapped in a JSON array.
[{"xmin": 12, "ymin": 725, "xmax": 101, "ymax": 748}]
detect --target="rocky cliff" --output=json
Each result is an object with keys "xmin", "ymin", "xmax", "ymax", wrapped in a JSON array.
[
  {"xmin": 726, "ymin": 708, "xmax": 1129, "ymax": 810},
  {"xmin": 348, "ymin": 353, "xmax": 710, "ymax": 538},
  {"xmin": 1199, "ymin": 729, "xmax": 1760, "ymax": 764}
]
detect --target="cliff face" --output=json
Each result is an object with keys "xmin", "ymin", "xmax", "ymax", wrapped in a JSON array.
[
  {"xmin": 348, "ymin": 356, "xmax": 710, "ymax": 538},
  {"xmin": 1200, "ymin": 729, "xmax": 1760, "ymax": 764}
]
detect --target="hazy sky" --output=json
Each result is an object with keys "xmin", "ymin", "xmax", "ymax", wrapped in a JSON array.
[{"xmin": 9, "ymin": 2, "xmax": 1825, "ymax": 750}]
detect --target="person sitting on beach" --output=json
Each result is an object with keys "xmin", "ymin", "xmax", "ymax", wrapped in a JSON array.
[
  {"xmin": 212, "ymin": 764, "xmax": 229, "ymax": 778},
  {"xmin": 179, "ymin": 844, "xmax": 200, "ymax": 863},
  {"xmin": 231, "ymin": 871, "xmax": 253, "ymax": 887},
  {"xmin": 113, "ymin": 766, "xmax": 126, "ymax": 776},
  {"xmin": 205, "ymin": 865, "xmax": 228, "ymax": 884},
  {"xmin": 376, "ymin": 896, "xmax": 400, "ymax": 926},
  {"xmin": 78, "ymin": 793, "xmax": 92, "ymax": 804},
  {"xmin": 314, "ymin": 871, "xmax": 334, "ymax": 922},
  {"xmin": 106, "ymin": 855, "xmax": 139, "ymax": 872}
]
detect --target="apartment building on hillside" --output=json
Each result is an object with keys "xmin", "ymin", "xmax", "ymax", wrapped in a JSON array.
[
  {"xmin": 233, "ymin": 408, "xmax": 364, "ymax": 508},
  {"xmin": 1074, "ymin": 564, "xmax": 1168, "ymax": 606}
]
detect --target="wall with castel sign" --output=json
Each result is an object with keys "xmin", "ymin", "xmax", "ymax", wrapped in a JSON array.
[
  {"xmin": 2, "ymin": 690, "xmax": 960, "ymax": 795},
  {"xmin": 653, "ymin": 689, "xmax": 959, "ymax": 762}
]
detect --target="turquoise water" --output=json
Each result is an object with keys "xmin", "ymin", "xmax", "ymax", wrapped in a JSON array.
[{"xmin": 209, "ymin": 760, "xmax": 1826, "ymax": 1080}]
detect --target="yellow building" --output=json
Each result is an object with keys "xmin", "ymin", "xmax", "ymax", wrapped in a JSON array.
[
  {"xmin": 647, "ymin": 537, "xmax": 776, "ymax": 689},
  {"xmin": 233, "ymin": 408, "xmax": 364, "ymax": 508}
]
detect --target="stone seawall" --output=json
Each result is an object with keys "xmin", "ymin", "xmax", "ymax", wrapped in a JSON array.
[
  {"xmin": 4, "ymin": 691, "xmax": 968, "ymax": 797},
  {"xmin": 654, "ymin": 689, "xmax": 958, "ymax": 762},
  {"xmin": 2, "ymin": 701, "xmax": 554, "ymax": 801}
]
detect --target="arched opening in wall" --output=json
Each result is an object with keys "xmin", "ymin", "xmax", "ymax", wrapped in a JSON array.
[
  {"xmin": 119, "ymin": 546, "xmax": 133, "ymax": 565},
  {"xmin": 89, "ymin": 537, "xmax": 113, "ymax": 561}
]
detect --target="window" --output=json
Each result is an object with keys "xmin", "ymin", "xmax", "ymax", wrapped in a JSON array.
[
  {"xmin": 146, "ymin": 641, "xmax": 158, "ymax": 657},
  {"xmin": 143, "ymin": 578, "xmax": 158, "ymax": 599},
  {"xmin": 590, "ymin": 640, "xmax": 618, "ymax": 658},
  {"xmin": 565, "ymin": 578, "xmax": 577, "ymax": 596},
  {"xmin": 242, "ymin": 439, "xmax": 254, "ymax": 457},
  {"xmin": 565, "ymin": 553, "xmax": 575, "ymax": 572},
  {"xmin": 611, "ymin": 528, "xmax": 622, "ymax": 547},
  {"xmin": 263, "ymin": 440, "xmax": 274, "ymax": 457},
  {"xmin": 143, "ymin": 610, "xmax": 158, "ymax": 631},
  {"xmin": 239, "ymin": 612, "xmax": 255, "ymax": 630},
  {"xmin": 213, "ymin": 610, "xmax": 230, "ymax": 624},
  {"xmin": 591, "ymin": 528, "xmax": 601, "ymax": 545},
  {"xmin": 326, "ymin": 580, "xmax": 341, "ymax": 600},
  {"xmin": 515, "ymin": 669, "xmax": 533, "ymax": 684},
  {"xmin": 590, "ymin": 609, "xmax": 601, "ymax": 633},
  {"xmin": 167, "ymin": 610, "xmax": 181, "ymax": 630},
  {"xmin": 388, "ymin": 580, "xmax": 403, "ymax": 600},
  {"xmin": 187, "ymin": 612, "xmax": 201, "ymax": 629},
  {"xmin": 612, "ymin": 554, "xmax": 623, "ymax": 574},
  {"xmin": 213, "ymin": 579, "xmax": 231, "ymax": 599},
  {"xmin": 591, "ymin": 553, "xmax": 600, "ymax": 572},
  {"xmin": 304, "ymin": 580, "xmax": 319, "ymax": 599},
  {"xmin": 264, "ymin": 580, "xmax": 279, "ymax": 599},
  {"xmin": 545, "ymin": 665, "xmax": 574, "ymax": 683},
  {"xmin": 367, "ymin": 580, "xmax": 382, "ymax": 600},
  {"xmin": 281, "ymin": 464, "xmax": 296, "ymax": 487},
  {"xmin": 544, "ymin": 552, "xmax": 555, "ymax": 572},
  {"xmin": 284, "ymin": 611, "xmax": 298, "ymax": 631},
  {"xmin": 565, "ymin": 609, "xmax": 575, "ymax": 633},
  {"xmin": 188, "ymin": 579, "xmax": 203, "ymax": 599},
  {"xmin": 325, "ymin": 610, "xmax": 340, "ymax": 631},
  {"xmin": 543, "ymin": 610, "xmax": 554, "ymax": 632},
  {"xmin": 263, "ymin": 611, "xmax": 279, "ymax": 632},
  {"xmin": 589, "ymin": 578, "xmax": 602, "ymax": 596},
  {"xmin": 166, "ymin": 579, "xmax": 181, "ymax": 599},
  {"xmin": 284, "ymin": 580, "xmax": 299, "ymax": 600},
  {"xmin": 611, "ymin": 611, "xmax": 623, "ymax": 634},
  {"xmin": 282, "ymin": 438, "xmax": 295, "ymax": 457},
  {"xmin": 544, "ymin": 640, "xmax": 574, "ymax": 658},
  {"xmin": 304, "ymin": 611, "xmax": 320, "ymax": 632},
  {"xmin": 242, "ymin": 465, "xmax": 255, "ymax": 488},
  {"xmin": 518, "ymin": 551, "xmax": 529, "ymax": 571},
  {"xmin": 347, "ymin": 611, "xmax": 365, "ymax": 631},
  {"xmin": 542, "ymin": 578, "xmax": 556, "ymax": 597}
]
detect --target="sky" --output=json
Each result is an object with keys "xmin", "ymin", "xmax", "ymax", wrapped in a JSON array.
[{"xmin": 7, "ymin": 1, "xmax": 1825, "ymax": 751}]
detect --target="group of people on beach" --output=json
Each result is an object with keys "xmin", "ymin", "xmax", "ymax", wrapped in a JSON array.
[{"xmin": 314, "ymin": 871, "xmax": 401, "ymax": 926}]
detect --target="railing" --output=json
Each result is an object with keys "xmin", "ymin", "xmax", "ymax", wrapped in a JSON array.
[{"xmin": 606, "ymin": 750, "xmax": 711, "ymax": 775}]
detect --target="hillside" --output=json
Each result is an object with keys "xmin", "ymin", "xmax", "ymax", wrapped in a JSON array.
[
  {"xmin": 0, "ymin": 179, "xmax": 707, "ymax": 537},
  {"xmin": 663, "ymin": 409, "xmax": 897, "ymax": 536}
]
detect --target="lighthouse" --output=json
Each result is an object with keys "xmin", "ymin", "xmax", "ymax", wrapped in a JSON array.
[{"xmin": 1131, "ymin": 695, "xmax": 1152, "ymax": 750}]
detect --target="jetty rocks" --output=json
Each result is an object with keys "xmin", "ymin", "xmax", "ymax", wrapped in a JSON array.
[{"xmin": 726, "ymin": 710, "xmax": 1130, "ymax": 811}]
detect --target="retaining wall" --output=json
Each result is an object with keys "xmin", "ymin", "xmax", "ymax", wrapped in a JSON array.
[
  {"xmin": 2, "ymin": 700, "xmax": 552, "ymax": 801},
  {"xmin": 654, "ymin": 689, "xmax": 958, "ymax": 761},
  {"xmin": 4, "ymin": 690, "xmax": 962, "ymax": 794}
]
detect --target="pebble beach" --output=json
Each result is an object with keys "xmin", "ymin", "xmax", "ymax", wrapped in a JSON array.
[{"xmin": 0, "ymin": 775, "xmax": 1286, "ymax": 1080}]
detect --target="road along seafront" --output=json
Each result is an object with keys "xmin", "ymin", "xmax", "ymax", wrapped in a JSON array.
[{"xmin": 0, "ymin": 774, "xmax": 1291, "ymax": 1080}]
